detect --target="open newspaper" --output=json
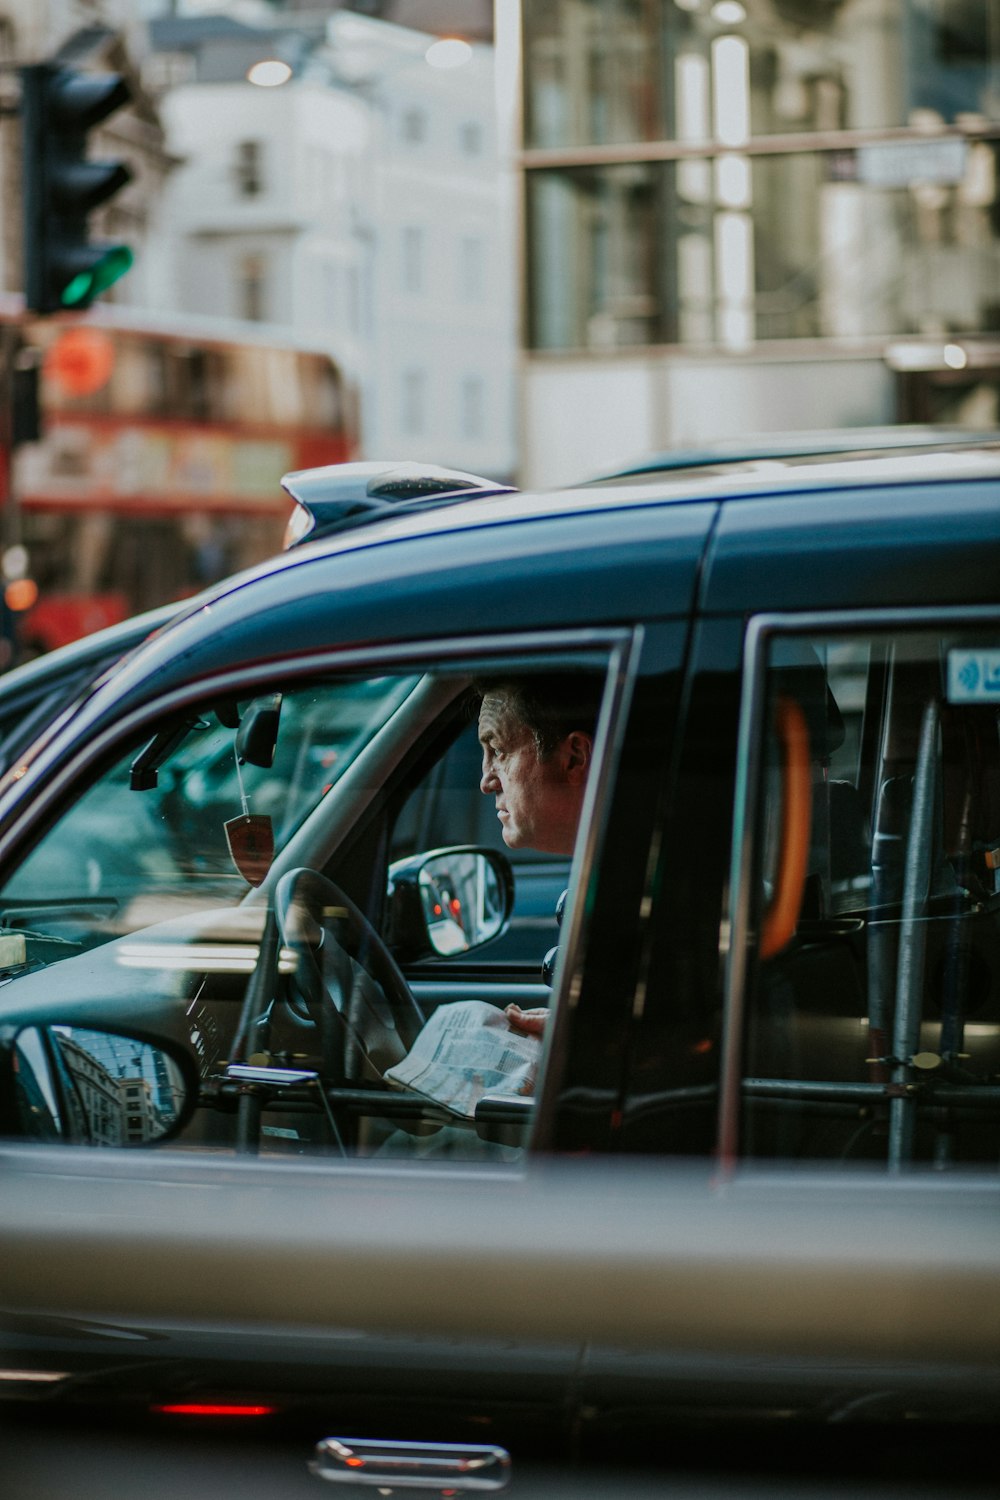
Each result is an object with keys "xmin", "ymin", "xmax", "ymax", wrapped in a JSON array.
[{"xmin": 385, "ymin": 1000, "xmax": 541, "ymax": 1119}]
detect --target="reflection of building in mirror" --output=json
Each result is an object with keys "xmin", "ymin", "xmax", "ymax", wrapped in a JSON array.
[
  {"xmin": 56, "ymin": 1032, "xmax": 132, "ymax": 1146},
  {"xmin": 57, "ymin": 1029, "xmax": 186, "ymax": 1143}
]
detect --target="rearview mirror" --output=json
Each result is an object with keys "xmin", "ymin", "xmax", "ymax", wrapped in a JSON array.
[
  {"xmin": 11, "ymin": 1025, "xmax": 194, "ymax": 1146},
  {"xmin": 235, "ymin": 693, "xmax": 283, "ymax": 768},
  {"xmin": 387, "ymin": 846, "xmax": 514, "ymax": 962}
]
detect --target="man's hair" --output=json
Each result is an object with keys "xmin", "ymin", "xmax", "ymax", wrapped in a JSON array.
[{"xmin": 473, "ymin": 672, "xmax": 604, "ymax": 758}]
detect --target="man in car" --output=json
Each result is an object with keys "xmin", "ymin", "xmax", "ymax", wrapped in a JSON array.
[{"xmin": 476, "ymin": 674, "xmax": 601, "ymax": 1038}]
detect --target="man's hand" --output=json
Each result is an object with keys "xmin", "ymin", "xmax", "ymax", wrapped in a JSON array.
[{"xmin": 504, "ymin": 1004, "xmax": 548, "ymax": 1037}]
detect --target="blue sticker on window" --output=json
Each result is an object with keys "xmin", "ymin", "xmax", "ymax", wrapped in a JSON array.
[{"xmin": 947, "ymin": 650, "xmax": 1000, "ymax": 702}]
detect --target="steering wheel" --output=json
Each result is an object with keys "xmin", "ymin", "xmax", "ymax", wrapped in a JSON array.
[{"xmin": 273, "ymin": 867, "xmax": 426, "ymax": 1088}]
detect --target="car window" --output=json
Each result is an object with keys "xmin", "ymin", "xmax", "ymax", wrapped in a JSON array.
[
  {"xmin": 0, "ymin": 654, "xmax": 616, "ymax": 1166},
  {"xmin": 730, "ymin": 620, "xmax": 1000, "ymax": 1170}
]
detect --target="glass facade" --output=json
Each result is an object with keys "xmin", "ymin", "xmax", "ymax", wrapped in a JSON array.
[
  {"xmin": 524, "ymin": 0, "xmax": 1000, "ymax": 150},
  {"xmin": 523, "ymin": 1, "xmax": 1000, "ymax": 354}
]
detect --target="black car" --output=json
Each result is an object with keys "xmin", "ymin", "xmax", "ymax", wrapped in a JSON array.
[{"xmin": 1, "ymin": 444, "xmax": 999, "ymax": 1494}]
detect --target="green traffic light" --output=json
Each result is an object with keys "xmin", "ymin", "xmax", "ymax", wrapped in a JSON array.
[{"xmin": 60, "ymin": 245, "xmax": 134, "ymax": 308}]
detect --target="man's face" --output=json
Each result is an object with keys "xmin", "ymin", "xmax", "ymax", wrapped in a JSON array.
[{"xmin": 478, "ymin": 693, "xmax": 590, "ymax": 856}]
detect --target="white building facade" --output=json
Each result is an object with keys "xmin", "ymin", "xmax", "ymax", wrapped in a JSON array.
[{"xmin": 152, "ymin": 11, "xmax": 517, "ymax": 481}]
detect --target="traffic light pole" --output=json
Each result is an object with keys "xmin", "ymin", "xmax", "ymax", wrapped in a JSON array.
[
  {"xmin": 0, "ymin": 54, "xmax": 135, "ymax": 670},
  {"xmin": 20, "ymin": 61, "xmax": 134, "ymax": 315},
  {"xmin": 0, "ymin": 325, "xmax": 23, "ymax": 670}
]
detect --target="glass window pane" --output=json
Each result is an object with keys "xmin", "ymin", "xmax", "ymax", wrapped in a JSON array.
[
  {"xmin": 522, "ymin": 1, "xmax": 1000, "ymax": 150},
  {"xmin": 738, "ymin": 625, "xmax": 1000, "ymax": 1169},
  {"xmin": 527, "ymin": 146, "xmax": 1000, "ymax": 350},
  {"xmin": 524, "ymin": 0, "xmax": 660, "ymax": 149},
  {"xmin": 527, "ymin": 165, "xmax": 667, "ymax": 350}
]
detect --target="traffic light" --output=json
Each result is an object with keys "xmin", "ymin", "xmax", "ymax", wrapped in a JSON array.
[{"xmin": 20, "ymin": 62, "xmax": 134, "ymax": 315}]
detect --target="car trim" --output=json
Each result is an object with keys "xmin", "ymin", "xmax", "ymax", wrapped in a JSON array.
[
  {"xmin": 530, "ymin": 627, "xmax": 644, "ymax": 1150},
  {"xmin": 1, "ymin": 1147, "xmax": 997, "ymax": 1373}
]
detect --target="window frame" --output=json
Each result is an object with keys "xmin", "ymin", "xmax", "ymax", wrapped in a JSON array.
[
  {"xmin": 0, "ymin": 626, "xmax": 640, "ymax": 1165},
  {"xmin": 719, "ymin": 604, "xmax": 1000, "ymax": 1169}
]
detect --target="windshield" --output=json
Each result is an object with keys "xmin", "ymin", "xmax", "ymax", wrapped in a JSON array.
[{"xmin": 2, "ymin": 675, "xmax": 417, "ymax": 919}]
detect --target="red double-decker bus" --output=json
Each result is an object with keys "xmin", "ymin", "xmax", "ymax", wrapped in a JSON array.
[{"xmin": 2, "ymin": 302, "xmax": 358, "ymax": 655}]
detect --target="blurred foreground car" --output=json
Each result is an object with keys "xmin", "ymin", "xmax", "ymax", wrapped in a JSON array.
[
  {"xmin": 0, "ymin": 441, "xmax": 999, "ymax": 1494},
  {"xmin": 0, "ymin": 600, "xmax": 178, "ymax": 777}
]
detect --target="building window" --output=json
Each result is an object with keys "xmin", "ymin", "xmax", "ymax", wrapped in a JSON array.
[
  {"xmin": 238, "ymin": 254, "xmax": 268, "ymax": 322},
  {"xmin": 347, "ymin": 265, "xmax": 363, "ymax": 336},
  {"xmin": 459, "ymin": 120, "xmax": 483, "ymax": 156},
  {"xmin": 522, "ymin": 0, "xmax": 1000, "ymax": 149},
  {"xmin": 401, "ymin": 369, "xmax": 426, "ymax": 435},
  {"xmin": 142, "ymin": 51, "xmax": 196, "ymax": 92},
  {"xmin": 460, "ymin": 374, "xmax": 485, "ymax": 440},
  {"xmin": 526, "ymin": 142, "xmax": 1000, "ymax": 352},
  {"xmin": 401, "ymin": 226, "xmax": 425, "ymax": 295},
  {"xmin": 400, "ymin": 107, "xmax": 427, "ymax": 143},
  {"xmin": 235, "ymin": 140, "xmax": 264, "ymax": 197},
  {"xmin": 322, "ymin": 262, "xmax": 338, "ymax": 326},
  {"xmin": 459, "ymin": 236, "xmax": 485, "ymax": 301}
]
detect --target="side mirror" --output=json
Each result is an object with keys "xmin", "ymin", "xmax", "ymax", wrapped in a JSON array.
[
  {"xmin": 387, "ymin": 846, "xmax": 514, "ymax": 963},
  {"xmin": 10, "ymin": 1025, "xmax": 195, "ymax": 1146}
]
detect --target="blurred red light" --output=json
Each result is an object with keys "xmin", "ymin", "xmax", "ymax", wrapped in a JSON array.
[
  {"xmin": 151, "ymin": 1402, "xmax": 275, "ymax": 1417},
  {"xmin": 5, "ymin": 579, "xmax": 38, "ymax": 613}
]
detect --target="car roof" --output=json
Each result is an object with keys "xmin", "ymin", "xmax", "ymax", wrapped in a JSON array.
[
  {"xmin": 112, "ymin": 445, "xmax": 1000, "ymax": 651},
  {"xmin": 263, "ymin": 443, "xmax": 1000, "ymax": 565},
  {"xmin": 583, "ymin": 425, "xmax": 1000, "ymax": 483}
]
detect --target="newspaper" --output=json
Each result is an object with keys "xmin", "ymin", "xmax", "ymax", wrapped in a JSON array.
[{"xmin": 385, "ymin": 1000, "xmax": 541, "ymax": 1119}]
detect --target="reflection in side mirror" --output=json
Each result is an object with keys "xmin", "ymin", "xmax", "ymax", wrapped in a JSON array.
[
  {"xmin": 387, "ymin": 846, "xmax": 514, "ymax": 962},
  {"xmin": 13, "ymin": 1026, "xmax": 192, "ymax": 1146},
  {"xmin": 420, "ymin": 851, "xmax": 503, "ymax": 955}
]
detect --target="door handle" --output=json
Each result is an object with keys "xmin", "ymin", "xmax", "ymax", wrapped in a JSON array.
[{"xmin": 310, "ymin": 1437, "xmax": 511, "ymax": 1492}]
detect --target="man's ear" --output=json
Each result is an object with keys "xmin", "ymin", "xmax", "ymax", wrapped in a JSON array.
[{"xmin": 564, "ymin": 731, "xmax": 592, "ymax": 783}]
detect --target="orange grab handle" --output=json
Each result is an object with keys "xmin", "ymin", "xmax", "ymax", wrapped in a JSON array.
[{"xmin": 759, "ymin": 696, "xmax": 812, "ymax": 961}]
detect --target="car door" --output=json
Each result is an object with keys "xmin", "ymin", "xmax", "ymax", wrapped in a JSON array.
[{"xmin": 0, "ymin": 617, "xmax": 696, "ymax": 1487}]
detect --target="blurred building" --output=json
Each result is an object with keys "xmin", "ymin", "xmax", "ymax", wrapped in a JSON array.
[
  {"xmin": 508, "ymin": 1, "xmax": 1000, "ymax": 487},
  {"xmin": 145, "ymin": 6, "xmax": 517, "ymax": 480}
]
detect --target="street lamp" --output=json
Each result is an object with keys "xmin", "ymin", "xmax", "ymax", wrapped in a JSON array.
[
  {"xmin": 247, "ymin": 58, "xmax": 293, "ymax": 88},
  {"xmin": 425, "ymin": 39, "xmax": 473, "ymax": 71}
]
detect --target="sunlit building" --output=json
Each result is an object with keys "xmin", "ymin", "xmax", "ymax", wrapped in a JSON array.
[
  {"xmin": 507, "ymin": 1, "xmax": 1000, "ymax": 486},
  {"xmin": 147, "ymin": 7, "xmax": 516, "ymax": 481}
]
